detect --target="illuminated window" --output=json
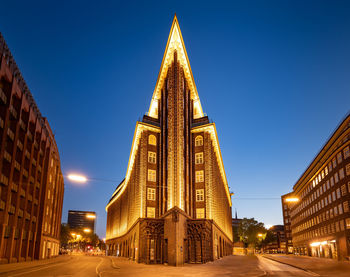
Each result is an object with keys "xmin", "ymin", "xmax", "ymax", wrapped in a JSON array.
[
  {"xmin": 195, "ymin": 136, "xmax": 203, "ymax": 146},
  {"xmin": 321, "ymin": 171, "xmax": 324, "ymax": 179},
  {"xmin": 332, "ymin": 158, "xmax": 337, "ymax": 169},
  {"xmin": 148, "ymin": 152, "xmax": 156, "ymax": 164},
  {"xmin": 195, "ymin": 170, "xmax": 204, "ymax": 183},
  {"xmin": 335, "ymin": 172, "xmax": 339, "ymax": 183},
  {"xmin": 341, "ymin": 184, "xmax": 347, "ymax": 196},
  {"xmin": 196, "ymin": 208, "xmax": 205, "ymax": 219},
  {"xmin": 336, "ymin": 188, "xmax": 341, "ymax": 199},
  {"xmin": 148, "ymin": 135, "xmax": 157, "ymax": 146},
  {"xmin": 346, "ymin": 218, "xmax": 350, "ymax": 229},
  {"xmin": 148, "ymin": 169, "xmax": 156, "ymax": 182},
  {"xmin": 147, "ymin": 207, "xmax": 155, "ymax": 218},
  {"xmin": 346, "ymin": 164, "xmax": 350, "ymax": 176},
  {"xmin": 339, "ymin": 168, "xmax": 345, "ymax": 179},
  {"xmin": 337, "ymin": 152, "xmax": 343, "ymax": 164},
  {"xmin": 330, "ymin": 176, "xmax": 334, "ymax": 186},
  {"xmin": 344, "ymin": 146, "xmax": 350, "ymax": 159},
  {"xmin": 325, "ymin": 166, "xmax": 328, "ymax": 175},
  {"xmin": 147, "ymin": 188, "xmax": 156, "ymax": 201},
  {"xmin": 195, "ymin": 153, "xmax": 203, "ymax": 164},
  {"xmin": 196, "ymin": 189, "xmax": 204, "ymax": 201},
  {"xmin": 339, "ymin": 204, "xmax": 343, "ymax": 215},
  {"xmin": 344, "ymin": 201, "xmax": 349, "ymax": 213}
]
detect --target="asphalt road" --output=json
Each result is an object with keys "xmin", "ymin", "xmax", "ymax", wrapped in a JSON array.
[{"xmin": 0, "ymin": 254, "xmax": 322, "ymax": 277}]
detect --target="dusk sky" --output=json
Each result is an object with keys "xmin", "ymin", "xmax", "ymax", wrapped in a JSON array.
[{"xmin": 1, "ymin": 0, "xmax": 350, "ymax": 238}]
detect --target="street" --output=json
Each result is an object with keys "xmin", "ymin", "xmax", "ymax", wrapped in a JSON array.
[{"xmin": 0, "ymin": 254, "xmax": 329, "ymax": 277}]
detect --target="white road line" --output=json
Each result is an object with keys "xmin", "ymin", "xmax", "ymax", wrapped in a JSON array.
[{"xmin": 95, "ymin": 257, "xmax": 104, "ymax": 277}]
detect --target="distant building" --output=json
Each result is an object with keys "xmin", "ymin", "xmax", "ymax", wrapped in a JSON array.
[
  {"xmin": 67, "ymin": 210, "xmax": 96, "ymax": 232},
  {"xmin": 281, "ymin": 193, "xmax": 294, "ymax": 253},
  {"xmin": 282, "ymin": 113, "xmax": 350, "ymax": 260},
  {"xmin": 105, "ymin": 15, "xmax": 233, "ymax": 266},
  {"xmin": 265, "ymin": 225, "xmax": 286, "ymax": 253},
  {"xmin": 232, "ymin": 211, "xmax": 242, "ymax": 243},
  {"xmin": 0, "ymin": 33, "xmax": 64, "ymax": 263}
]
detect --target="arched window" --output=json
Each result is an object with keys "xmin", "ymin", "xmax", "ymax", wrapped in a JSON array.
[
  {"xmin": 195, "ymin": 135, "xmax": 203, "ymax": 146},
  {"xmin": 148, "ymin": 134, "xmax": 156, "ymax": 145}
]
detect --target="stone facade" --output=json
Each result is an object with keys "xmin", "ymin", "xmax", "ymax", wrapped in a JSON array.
[
  {"xmin": 106, "ymin": 16, "xmax": 233, "ymax": 265},
  {"xmin": 0, "ymin": 33, "xmax": 64, "ymax": 263}
]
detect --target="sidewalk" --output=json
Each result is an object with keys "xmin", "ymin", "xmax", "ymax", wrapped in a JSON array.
[
  {"xmin": 0, "ymin": 255, "xmax": 72, "ymax": 275},
  {"xmin": 262, "ymin": 254, "xmax": 350, "ymax": 276}
]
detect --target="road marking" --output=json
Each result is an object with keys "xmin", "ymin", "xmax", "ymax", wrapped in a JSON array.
[{"xmin": 95, "ymin": 257, "xmax": 104, "ymax": 277}]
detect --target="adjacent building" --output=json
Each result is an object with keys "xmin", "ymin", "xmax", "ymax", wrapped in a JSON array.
[
  {"xmin": 106, "ymin": 16, "xmax": 233, "ymax": 266},
  {"xmin": 0, "ymin": 33, "xmax": 64, "ymax": 263},
  {"xmin": 282, "ymin": 113, "xmax": 350, "ymax": 259},
  {"xmin": 265, "ymin": 225, "xmax": 286, "ymax": 253},
  {"xmin": 67, "ymin": 210, "xmax": 96, "ymax": 232}
]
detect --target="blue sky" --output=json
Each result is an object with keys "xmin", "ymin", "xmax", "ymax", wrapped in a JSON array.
[{"xmin": 1, "ymin": 0, "xmax": 350, "ymax": 238}]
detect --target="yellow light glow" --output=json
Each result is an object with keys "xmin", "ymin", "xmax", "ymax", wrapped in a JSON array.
[
  {"xmin": 76, "ymin": 234, "xmax": 81, "ymax": 239},
  {"xmin": 83, "ymin": 228, "xmax": 91, "ymax": 233},
  {"xmin": 67, "ymin": 174, "xmax": 87, "ymax": 183},
  {"xmin": 86, "ymin": 214, "xmax": 96, "ymax": 219},
  {"xmin": 71, "ymin": 233, "xmax": 76, "ymax": 236},
  {"xmin": 265, "ymin": 224, "xmax": 273, "ymax": 229},
  {"xmin": 285, "ymin": 197, "xmax": 299, "ymax": 203},
  {"xmin": 310, "ymin": 242, "xmax": 320, "ymax": 247},
  {"xmin": 258, "ymin": 233, "xmax": 263, "ymax": 237}
]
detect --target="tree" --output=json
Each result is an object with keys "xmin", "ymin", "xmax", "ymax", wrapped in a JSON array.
[
  {"xmin": 237, "ymin": 218, "xmax": 266, "ymax": 248},
  {"xmin": 60, "ymin": 223, "xmax": 71, "ymax": 248}
]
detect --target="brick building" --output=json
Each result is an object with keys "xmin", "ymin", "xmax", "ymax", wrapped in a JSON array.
[
  {"xmin": 106, "ymin": 16, "xmax": 233, "ymax": 266},
  {"xmin": 68, "ymin": 210, "xmax": 96, "ymax": 232},
  {"xmin": 0, "ymin": 33, "xmax": 64, "ymax": 263},
  {"xmin": 282, "ymin": 113, "xmax": 350, "ymax": 259}
]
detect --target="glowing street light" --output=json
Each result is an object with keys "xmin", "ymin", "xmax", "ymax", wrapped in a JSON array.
[
  {"xmin": 83, "ymin": 228, "xmax": 91, "ymax": 233},
  {"xmin": 67, "ymin": 174, "xmax": 87, "ymax": 183},
  {"xmin": 285, "ymin": 197, "xmax": 299, "ymax": 203},
  {"xmin": 257, "ymin": 233, "xmax": 263, "ymax": 238}
]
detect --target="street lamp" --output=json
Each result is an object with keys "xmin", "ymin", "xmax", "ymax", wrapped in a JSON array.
[
  {"xmin": 67, "ymin": 174, "xmax": 87, "ymax": 183},
  {"xmin": 83, "ymin": 228, "xmax": 91, "ymax": 233},
  {"xmin": 86, "ymin": 214, "xmax": 96, "ymax": 219},
  {"xmin": 257, "ymin": 233, "xmax": 263, "ymax": 238},
  {"xmin": 285, "ymin": 197, "xmax": 299, "ymax": 203}
]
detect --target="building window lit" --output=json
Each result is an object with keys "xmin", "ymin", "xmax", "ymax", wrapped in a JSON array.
[
  {"xmin": 344, "ymin": 201, "xmax": 349, "ymax": 213},
  {"xmin": 195, "ymin": 153, "xmax": 203, "ymax": 164},
  {"xmin": 148, "ymin": 169, "xmax": 156, "ymax": 182},
  {"xmin": 147, "ymin": 188, "xmax": 156, "ymax": 201},
  {"xmin": 337, "ymin": 152, "xmax": 343, "ymax": 164},
  {"xmin": 148, "ymin": 135, "xmax": 157, "ymax": 146},
  {"xmin": 335, "ymin": 172, "xmax": 339, "ymax": 183},
  {"xmin": 325, "ymin": 166, "xmax": 328, "ymax": 175},
  {"xmin": 346, "ymin": 218, "xmax": 350, "ymax": 229},
  {"xmin": 196, "ymin": 208, "xmax": 205, "ymax": 219},
  {"xmin": 195, "ymin": 136, "xmax": 203, "ymax": 146},
  {"xmin": 195, "ymin": 170, "xmax": 204, "ymax": 183},
  {"xmin": 344, "ymin": 146, "xmax": 350, "ymax": 159},
  {"xmin": 147, "ymin": 207, "xmax": 155, "ymax": 218},
  {"xmin": 332, "ymin": 158, "xmax": 337, "ymax": 169},
  {"xmin": 346, "ymin": 164, "xmax": 350, "ymax": 176},
  {"xmin": 339, "ymin": 168, "xmax": 345, "ymax": 179},
  {"xmin": 196, "ymin": 189, "xmax": 204, "ymax": 201},
  {"xmin": 148, "ymin": 151, "xmax": 156, "ymax": 164}
]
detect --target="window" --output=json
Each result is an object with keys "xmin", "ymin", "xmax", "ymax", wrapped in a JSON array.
[
  {"xmin": 346, "ymin": 218, "xmax": 350, "ymax": 229},
  {"xmin": 335, "ymin": 172, "xmax": 339, "ymax": 183},
  {"xmin": 330, "ymin": 176, "xmax": 334, "ymax": 186},
  {"xmin": 325, "ymin": 166, "xmax": 329, "ymax": 175},
  {"xmin": 329, "ymin": 162, "xmax": 333, "ymax": 172},
  {"xmin": 336, "ymin": 188, "xmax": 341, "ymax": 199},
  {"xmin": 337, "ymin": 152, "xmax": 343, "ymax": 164},
  {"xmin": 195, "ymin": 170, "xmax": 204, "ymax": 183},
  {"xmin": 332, "ymin": 158, "xmax": 337, "ymax": 169},
  {"xmin": 148, "ymin": 152, "xmax": 156, "ymax": 164},
  {"xmin": 148, "ymin": 135, "xmax": 157, "ymax": 146},
  {"xmin": 340, "ymin": 168, "xmax": 345, "ymax": 179},
  {"xmin": 341, "ymin": 184, "xmax": 347, "ymax": 196},
  {"xmin": 196, "ymin": 189, "xmax": 204, "ymax": 201},
  {"xmin": 338, "ymin": 204, "xmax": 343, "ymax": 215},
  {"xmin": 148, "ymin": 169, "xmax": 156, "ymax": 182},
  {"xmin": 195, "ymin": 136, "xmax": 203, "ymax": 146},
  {"xmin": 147, "ymin": 188, "xmax": 156, "ymax": 201},
  {"xmin": 195, "ymin": 153, "xmax": 204, "ymax": 164},
  {"xmin": 344, "ymin": 146, "xmax": 350, "ymax": 159},
  {"xmin": 346, "ymin": 164, "xmax": 350, "ymax": 176},
  {"xmin": 196, "ymin": 208, "xmax": 205, "ymax": 219},
  {"xmin": 344, "ymin": 201, "xmax": 349, "ymax": 213},
  {"xmin": 147, "ymin": 207, "xmax": 155, "ymax": 218}
]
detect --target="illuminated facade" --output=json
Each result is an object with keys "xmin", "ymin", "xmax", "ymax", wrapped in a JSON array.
[
  {"xmin": 68, "ymin": 210, "xmax": 96, "ymax": 232},
  {"xmin": 282, "ymin": 113, "xmax": 350, "ymax": 260},
  {"xmin": 106, "ymin": 16, "xmax": 233, "ymax": 265},
  {"xmin": 0, "ymin": 33, "xmax": 64, "ymax": 263}
]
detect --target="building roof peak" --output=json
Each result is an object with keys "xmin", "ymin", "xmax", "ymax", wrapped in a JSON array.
[{"xmin": 148, "ymin": 16, "xmax": 204, "ymax": 119}]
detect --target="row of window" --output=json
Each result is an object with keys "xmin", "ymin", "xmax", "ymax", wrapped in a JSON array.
[
  {"xmin": 147, "ymin": 152, "xmax": 204, "ymax": 165},
  {"xmin": 146, "ymin": 207, "xmax": 205, "ymax": 219},
  {"xmin": 291, "ymin": 182, "xmax": 350, "ymax": 226},
  {"xmin": 291, "ymin": 167, "xmax": 349, "ymax": 219},
  {"xmin": 146, "ymin": 188, "xmax": 204, "ymax": 202},
  {"xmin": 292, "ymin": 218, "xmax": 350, "ymax": 243},
  {"xmin": 147, "ymin": 169, "xmax": 205, "ymax": 183},
  {"xmin": 148, "ymin": 134, "xmax": 204, "ymax": 147}
]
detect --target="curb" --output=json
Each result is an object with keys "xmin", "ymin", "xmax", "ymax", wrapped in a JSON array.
[{"xmin": 261, "ymin": 255, "xmax": 320, "ymax": 276}]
